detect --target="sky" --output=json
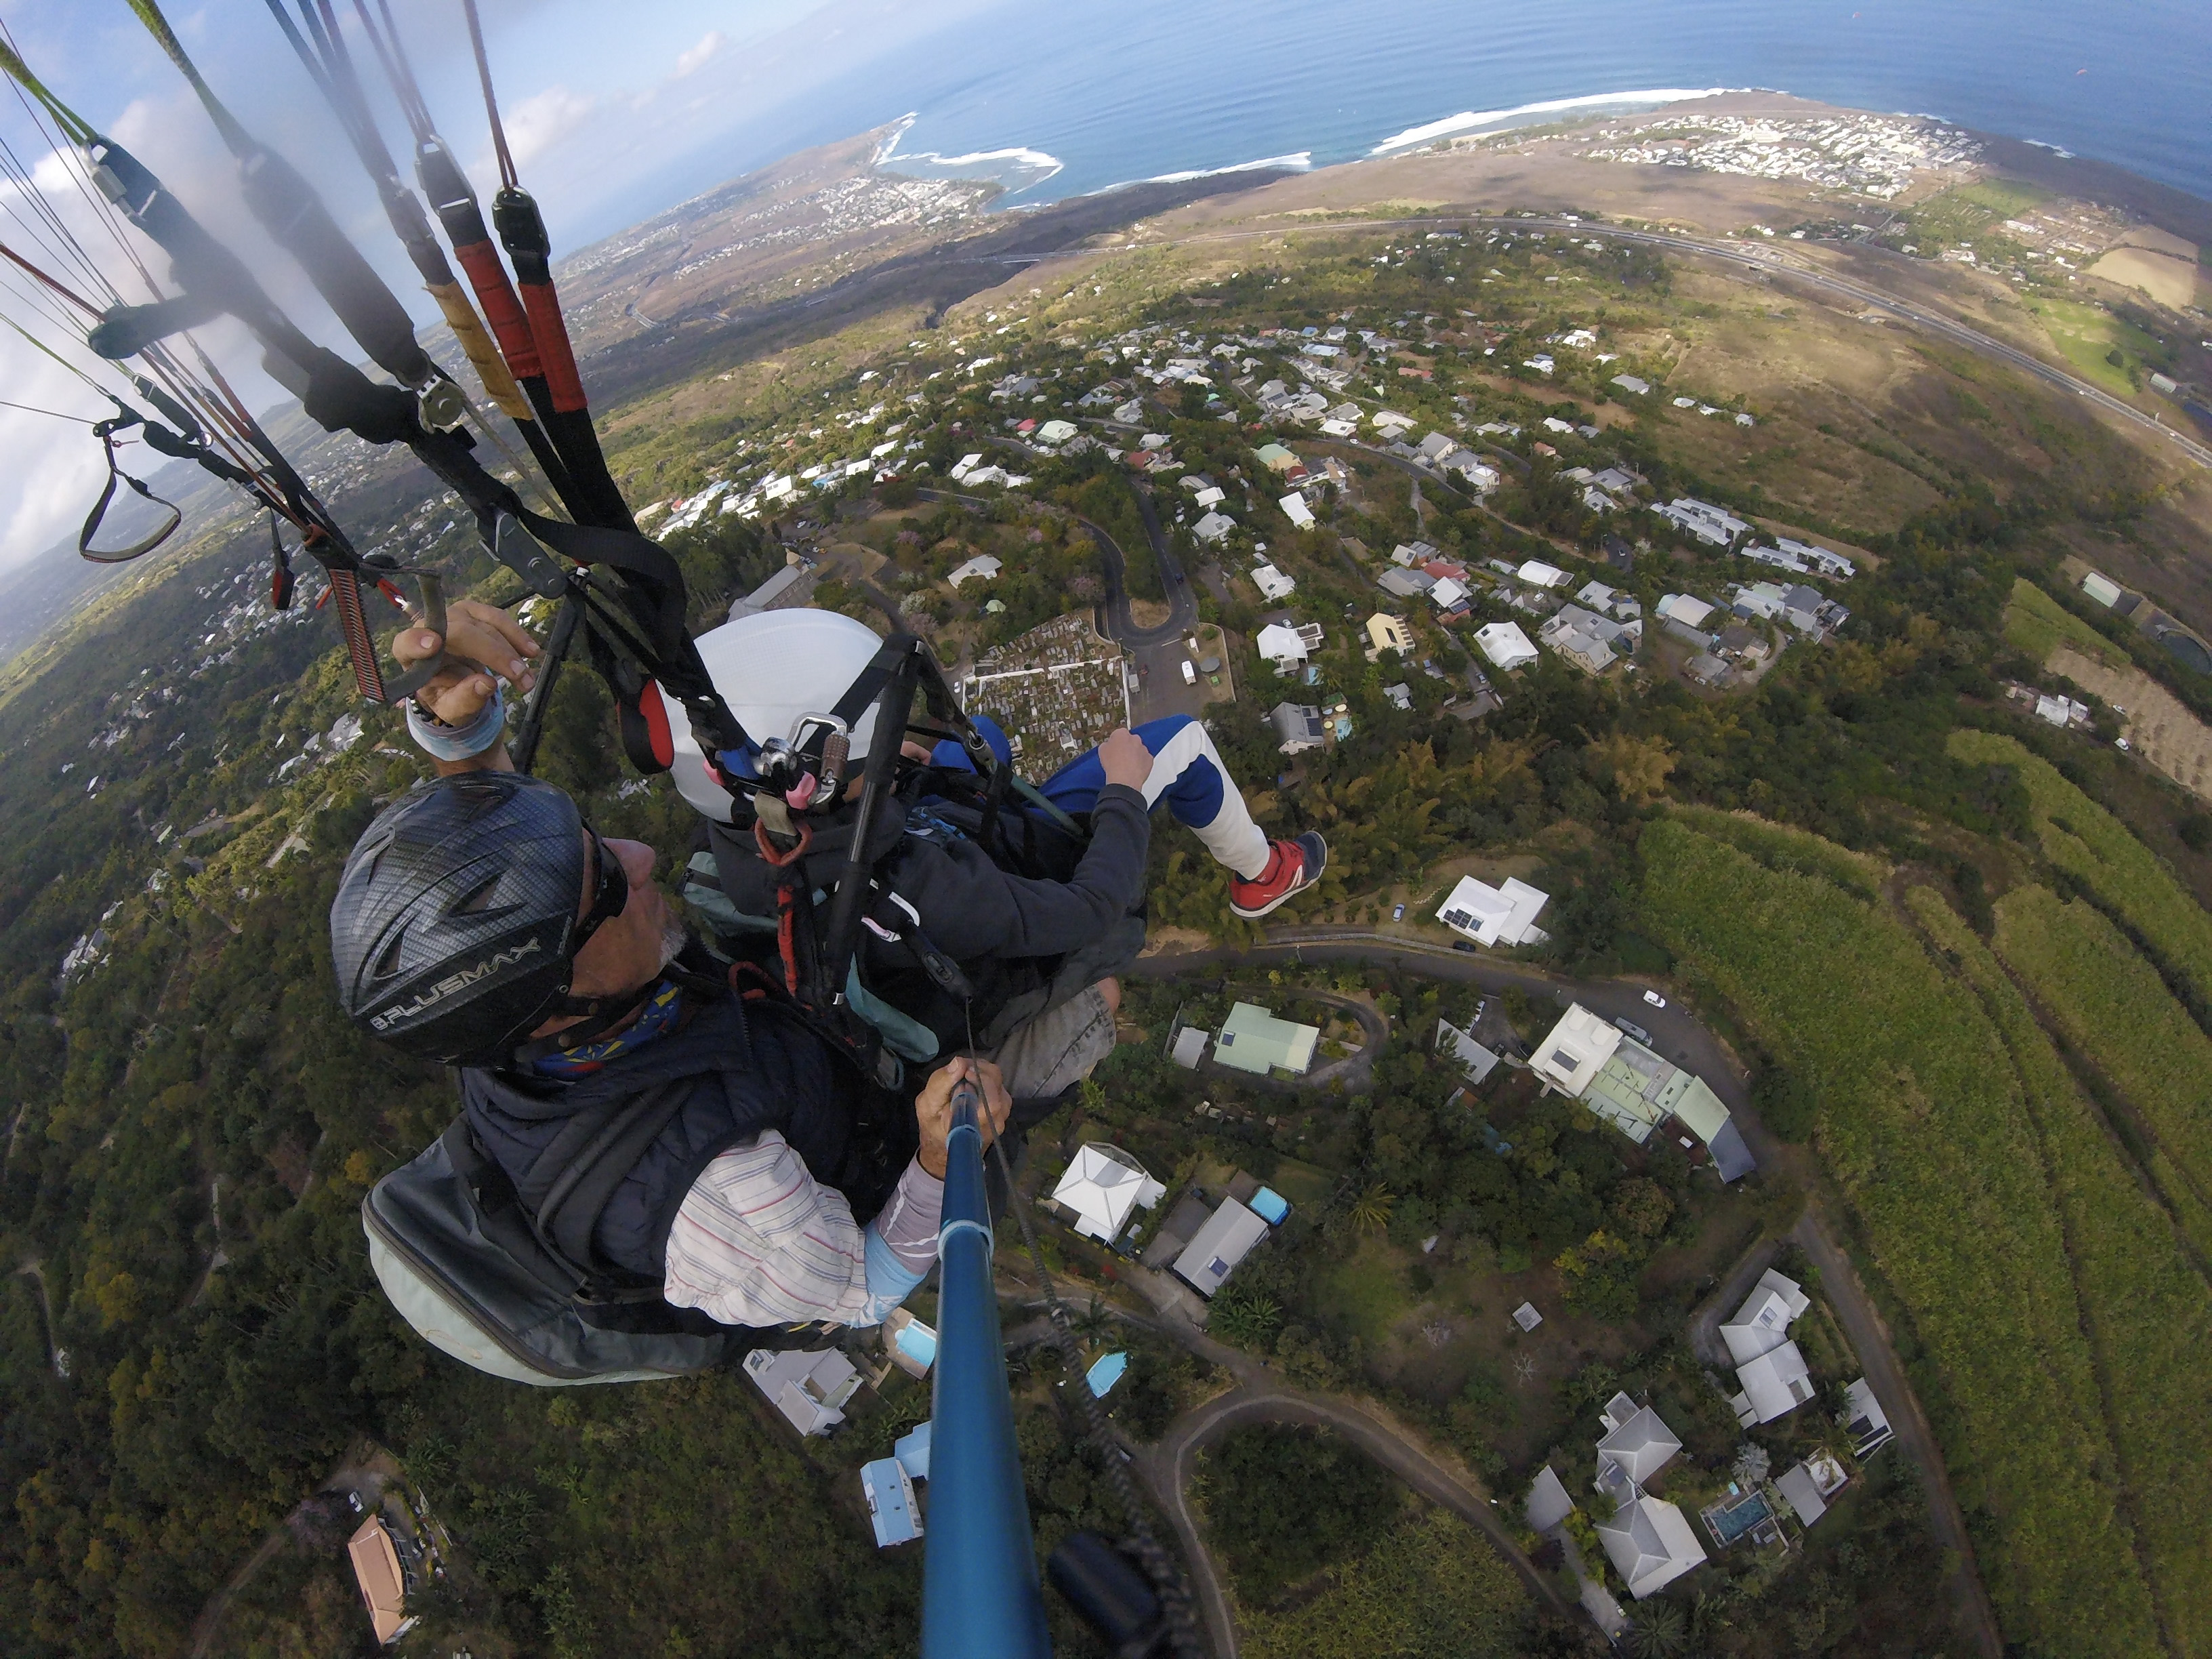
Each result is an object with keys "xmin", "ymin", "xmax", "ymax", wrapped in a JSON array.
[{"xmin": 0, "ymin": 0, "xmax": 995, "ymax": 574}]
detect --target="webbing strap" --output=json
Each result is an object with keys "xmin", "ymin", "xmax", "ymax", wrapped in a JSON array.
[
  {"xmin": 77, "ymin": 422, "xmax": 181, "ymax": 562},
  {"xmin": 539, "ymin": 1081, "xmax": 692, "ymax": 1278},
  {"xmin": 449, "ymin": 232, "xmax": 541, "ymax": 377},
  {"xmin": 426, "ymin": 279, "xmax": 531, "ymax": 420}
]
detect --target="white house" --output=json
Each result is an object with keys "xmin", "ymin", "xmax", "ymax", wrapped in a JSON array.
[
  {"xmin": 1252, "ymin": 563, "xmax": 1298, "ymax": 600},
  {"xmin": 1597, "ymin": 1495, "xmax": 1709, "ymax": 1599},
  {"xmin": 1429, "ymin": 576, "xmax": 1471, "ymax": 611},
  {"xmin": 1589, "ymin": 1391, "xmax": 1706, "ymax": 1598},
  {"xmin": 947, "ymin": 554, "xmax": 1003, "ymax": 588},
  {"xmin": 1610, "ymin": 373, "xmax": 1651, "ymax": 395},
  {"xmin": 1256, "ymin": 621, "xmax": 1311, "ymax": 672},
  {"xmin": 1035, "ymin": 419, "xmax": 1078, "ymax": 445},
  {"xmin": 1475, "ymin": 621, "xmax": 1538, "ymax": 671},
  {"xmin": 1529, "ymin": 1003, "xmax": 1624, "ymax": 1097},
  {"xmin": 1654, "ymin": 497, "xmax": 1748, "ymax": 547},
  {"xmin": 1193, "ymin": 485, "xmax": 1227, "ymax": 508},
  {"xmin": 1392, "ymin": 540, "xmax": 1441, "ymax": 567},
  {"xmin": 1278, "ymin": 493, "xmax": 1315, "ymax": 529},
  {"xmin": 1435, "ymin": 875, "xmax": 1551, "ymax": 948},
  {"xmin": 1435, "ymin": 1017, "xmax": 1502, "ymax": 1084},
  {"xmin": 949, "ymin": 452, "xmax": 985, "ymax": 481},
  {"xmin": 1596, "ymin": 1393, "xmax": 1683, "ymax": 1494},
  {"xmin": 1050, "ymin": 1144, "xmax": 1167, "ymax": 1244},
  {"xmin": 1656, "ymin": 592, "xmax": 1717, "ymax": 630},
  {"xmin": 1193, "ymin": 511, "xmax": 1236, "ymax": 544},
  {"xmin": 1722, "ymin": 1268, "xmax": 1818, "ymax": 1425},
  {"xmin": 744, "ymin": 1347, "xmax": 863, "ymax": 1437},
  {"xmin": 1775, "ymin": 1454, "xmax": 1849, "ymax": 1527},
  {"xmin": 1843, "ymin": 1378, "xmax": 1895, "ymax": 1457},
  {"xmin": 1172, "ymin": 1197, "xmax": 1271, "ymax": 1297},
  {"xmin": 1517, "ymin": 560, "xmax": 1570, "ymax": 589}
]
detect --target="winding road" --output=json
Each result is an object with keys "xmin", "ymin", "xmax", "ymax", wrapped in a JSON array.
[{"xmin": 1126, "ymin": 925, "xmax": 2005, "ymax": 1659}]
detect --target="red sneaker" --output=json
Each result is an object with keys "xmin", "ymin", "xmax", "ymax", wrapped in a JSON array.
[{"xmin": 1230, "ymin": 832, "xmax": 1328, "ymax": 918}]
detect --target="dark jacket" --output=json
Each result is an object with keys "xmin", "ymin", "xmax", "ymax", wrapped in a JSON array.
[
  {"xmin": 706, "ymin": 780, "xmax": 1152, "ymax": 1052},
  {"xmin": 461, "ymin": 994, "xmax": 861, "ymax": 1282}
]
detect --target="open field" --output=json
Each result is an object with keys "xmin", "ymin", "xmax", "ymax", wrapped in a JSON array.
[
  {"xmin": 1637, "ymin": 819, "xmax": 2160, "ymax": 1657},
  {"xmin": 2023, "ymin": 293, "xmax": 2167, "ymax": 397},
  {"xmin": 2086, "ymin": 247, "xmax": 2205, "ymax": 310},
  {"xmin": 1912, "ymin": 889, "xmax": 2212, "ymax": 1655},
  {"xmin": 2049, "ymin": 645, "xmax": 2212, "ymax": 802}
]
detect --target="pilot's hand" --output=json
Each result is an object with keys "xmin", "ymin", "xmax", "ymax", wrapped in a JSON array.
[
  {"xmin": 1098, "ymin": 727, "xmax": 1153, "ymax": 791},
  {"xmin": 396, "ymin": 598, "xmax": 541, "ymax": 726},
  {"xmin": 914, "ymin": 1056, "xmax": 1013, "ymax": 1179}
]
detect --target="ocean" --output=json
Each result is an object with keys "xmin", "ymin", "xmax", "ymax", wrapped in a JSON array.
[{"xmin": 676, "ymin": 0, "xmax": 2212, "ymax": 215}]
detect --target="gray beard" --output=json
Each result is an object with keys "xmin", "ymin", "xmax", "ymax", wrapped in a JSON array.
[{"xmin": 657, "ymin": 912, "xmax": 689, "ymax": 972}]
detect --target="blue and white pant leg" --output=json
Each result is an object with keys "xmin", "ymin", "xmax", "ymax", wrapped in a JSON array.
[{"xmin": 1034, "ymin": 715, "xmax": 1272, "ymax": 880}]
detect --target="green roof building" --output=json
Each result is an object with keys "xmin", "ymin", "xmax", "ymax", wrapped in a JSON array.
[{"xmin": 1213, "ymin": 1002, "xmax": 1320, "ymax": 1077}]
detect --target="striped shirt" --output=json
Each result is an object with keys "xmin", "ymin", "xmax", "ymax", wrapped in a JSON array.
[{"xmin": 662, "ymin": 1135, "xmax": 941, "ymax": 1328}]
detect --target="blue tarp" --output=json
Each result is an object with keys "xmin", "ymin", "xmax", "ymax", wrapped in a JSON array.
[{"xmin": 1248, "ymin": 1187, "xmax": 1289, "ymax": 1225}]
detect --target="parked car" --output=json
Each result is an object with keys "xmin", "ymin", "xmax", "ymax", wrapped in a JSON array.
[
  {"xmin": 1643, "ymin": 989, "xmax": 1667, "ymax": 1008},
  {"xmin": 1613, "ymin": 1017, "xmax": 1652, "ymax": 1044},
  {"xmin": 1452, "ymin": 940, "xmax": 1477, "ymax": 954},
  {"xmin": 1391, "ymin": 903, "xmax": 1406, "ymax": 921}
]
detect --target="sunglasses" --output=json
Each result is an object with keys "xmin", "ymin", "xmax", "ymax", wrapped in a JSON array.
[{"xmin": 572, "ymin": 827, "xmax": 630, "ymax": 951}]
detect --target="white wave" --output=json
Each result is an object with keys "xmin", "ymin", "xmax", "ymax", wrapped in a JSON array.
[
  {"xmin": 1370, "ymin": 87, "xmax": 1732, "ymax": 154},
  {"xmin": 1140, "ymin": 150, "xmax": 1314, "ymax": 186},
  {"xmin": 885, "ymin": 143, "xmax": 1066, "ymax": 187},
  {"xmin": 2022, "ymin": 138, "xmax": 2077, "ymax": 159}
]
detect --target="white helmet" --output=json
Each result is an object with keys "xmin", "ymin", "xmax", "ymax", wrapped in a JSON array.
[{"xmin": 663, "ymin": 608, "xmax": 894, "ymax": 823}]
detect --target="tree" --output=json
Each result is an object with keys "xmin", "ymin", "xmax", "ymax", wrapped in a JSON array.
[
  {"xmin": 1626, "ymin": 1597, "xmax": 1687, "ymax": 1658},
  {"xmin": 1347, "ymin": 1183, "xmax": 1395, "ymax": 1235}
]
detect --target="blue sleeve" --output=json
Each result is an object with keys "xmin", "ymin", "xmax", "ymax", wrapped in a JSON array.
[{"xmin": 863, "ymin": 1227, "xmax": 928, "ymax": 1319}]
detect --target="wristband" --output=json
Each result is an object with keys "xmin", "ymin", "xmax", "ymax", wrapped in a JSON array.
[{"xmin": 407, "ymin": 684, "xmax": 507, "ymax": 760}]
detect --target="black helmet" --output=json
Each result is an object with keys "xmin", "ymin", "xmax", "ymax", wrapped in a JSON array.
[{"xmin": 331, "ymin": 772, "xmax": 593, "ymax": 1065}]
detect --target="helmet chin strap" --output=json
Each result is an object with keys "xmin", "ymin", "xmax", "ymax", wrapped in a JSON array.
[{"xmin": 508, "ymin": 935, "xmax": 726, "ymax": 1066}]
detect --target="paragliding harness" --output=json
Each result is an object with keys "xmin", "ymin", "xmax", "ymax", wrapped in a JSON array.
[{"xmin": 678, "ymin": 630, "xmax": 1109, "ymax": 1087}]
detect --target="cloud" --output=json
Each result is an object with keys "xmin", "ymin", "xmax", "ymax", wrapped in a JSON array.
[
  {"xmin": 674, "ymin": 30, "xmax": 727, "ymax": 78},
  {"xmin": 502, "ymin": 85, "xmax": 602, "ymax": 171}
]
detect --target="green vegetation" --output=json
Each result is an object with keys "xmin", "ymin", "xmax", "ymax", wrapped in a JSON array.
[
  {"xmin": 1660, "ymin": 802, "xmax": 1888, "ymax": 898},
  {"xmin": 2024, "ymin": 294, "xmax": 2166, "ymax": 397},
  {"xmin": 1637, "ymin": 819, "xmax": 2160, "ymax": 1656},
  {"xmin": 1952, "ymin": 729, "xmax": 2212, "ymax": 1005},
  {"xmin": 1912, "ymin": 888, "xmax": 2212, "ymax": 1652},
  {"xmin": 2001, "ymin": 575, "xmax": 2124, "ymax": 666},
  {"xmin": 1195, "ymin": 1424, "xmax": 1403, "ymax": 1605},
  {"xmin": 1236, "ymin": 1508, "xmax": 1532, "ymax": 1659},
  {"xmin": 1991, "ymin": 886, "xmax": 2212, "ymax": 1241}
]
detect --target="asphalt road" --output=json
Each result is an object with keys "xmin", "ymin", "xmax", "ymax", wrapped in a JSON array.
[{"xmin": 1132, "ymin": 924, "xmax": 2007, "ymax": 1659}]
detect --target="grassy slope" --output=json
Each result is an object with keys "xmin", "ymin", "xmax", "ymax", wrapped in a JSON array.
[
  {"xmin": 1950, "ymin": 729, "xmax": 2212, "ymax": 1005},
  {"xmin": 1636, "ymin": 819, "xmax": 2158, "ymax": 1657},
  {"xmin": 1912, "ymin": 887, "xmax": 2212, "ymax": 1655},
  {"xmin": 1991, "ymin": 886, "xmax": 2212, "ymax": 1248},
  {"xmin": 2000, "ymin": 576, "xmax": 2124, "ymax": 667}
]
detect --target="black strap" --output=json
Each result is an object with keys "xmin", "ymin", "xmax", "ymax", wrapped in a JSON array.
[
  {"xmin": 538, "ymin": 1081, "xmax": 693, "ymax": 1279},
  {"xmin": 79, "ymin": 413, "xmax": 181, "ymax": 562}
]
